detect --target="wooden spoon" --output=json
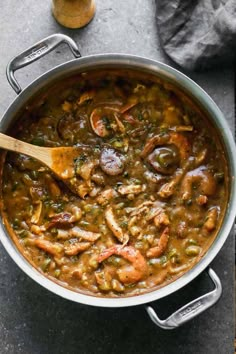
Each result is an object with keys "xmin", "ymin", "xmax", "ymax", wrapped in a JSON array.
[{"xmin": 0, "ymin": 132, "xmax": 90, "ymax": 193}]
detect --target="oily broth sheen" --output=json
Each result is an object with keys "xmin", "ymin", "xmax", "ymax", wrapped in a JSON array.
[{"xmin": 0, "ymin": 69, "xmax": 228, "ymax": 297}]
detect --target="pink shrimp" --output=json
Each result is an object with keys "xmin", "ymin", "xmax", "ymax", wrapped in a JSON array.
[
  {"xmin": 146, "ymin": 227, "xmax": 169, "ymax": 258},
  {"xmin": 90, "ymin": 106, "xmax": 121, "ymax": 137},
  {"xmin": 98, "ymin": 245, "xmax": 148, "ymax": 284}
]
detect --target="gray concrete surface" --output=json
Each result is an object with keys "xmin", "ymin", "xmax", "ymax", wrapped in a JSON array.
[{"xmin": 0, "ymin": 1, "xmax": 235, "ymax": 353}]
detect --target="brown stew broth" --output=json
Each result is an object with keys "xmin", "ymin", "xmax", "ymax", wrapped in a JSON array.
[{"xmin": 0, "ymin": 70, "xmax": 228, "ymax": 297}]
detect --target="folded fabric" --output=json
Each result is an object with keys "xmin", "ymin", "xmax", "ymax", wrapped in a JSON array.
[{"xmin": 156, "ymin": 0, "xmax": 236, "ymax": 70}]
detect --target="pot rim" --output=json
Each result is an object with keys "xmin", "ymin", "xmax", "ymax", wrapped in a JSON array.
[{"xmin": 0, "ymin": 53, "xmax": 236, "ymax": 307}]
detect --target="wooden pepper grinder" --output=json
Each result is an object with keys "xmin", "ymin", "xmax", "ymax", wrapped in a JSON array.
[{"xmin": 52, "ymin": 0, "xmax": 96, "ymax": 29}]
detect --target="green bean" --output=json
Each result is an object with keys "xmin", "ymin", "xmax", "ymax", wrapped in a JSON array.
[
  {"xmin": 54, "ymin": 269, "xmax": 61, "ymax": 278},
  {"xmin": 185, "ymin": 245, "xmax": 201, "ymax": 257},
  {"xmin": 188, "ymin": 238, "xmax": 198, "ymax": 246},
  {"xmin": 89, "ymin": 257, "xmax": 99, "ymax": 269},
  {"xmin": 113, "ymin": 140, "xmax": 123, "ymax": 148},
  {"xmin": 168, "ymin": 248, "xmax": 178, "ymax": 259},
  {"xmin": 41, "ymin": 258, "xmax": 51, "ymax": 272}
]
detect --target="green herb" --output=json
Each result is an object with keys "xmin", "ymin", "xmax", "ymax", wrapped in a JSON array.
[
  {"xmin": 94, "ymin": 145, "xmax": 101, "ymax": 153},
  {"xmin": 12, "ymin": 181, "xmax": 19, "ymax": 192},
  {"xmin": 74, "ymin": 153, "xmax": 87, "ymax": 173},
  {"xmin": 102, "ymin": 116, "xmax": 111, "ymax": 130},
  {"xmin": 18, "ymin": 230, "xmax": 28, "ymax": 238},
  {"xmin": 113, "ymin": 140, "xmax": 123, "ymax": 148},
  {"xmin": 41, "ymin": 258, "xmax": 51, "ymax": 272},
  {"xmin": 160, "ymin": 255, "xmax": 168, "ymax": 265},
  {"xmin": 119, "ymin": 220, "xmax": 128, "ymax": 229},
  {"xmin": 12, "ymin": 218, "xmax": 20, "ymax": 229},
  {"xmin": 214, "ymin": 172, "xmax": 224, "ymax": 183},
  {"xmin": 30, "ymin": 137, "xmax": 45, "ymax": 146},
  {"xmin": 137, "ymin": 112, "xmax": 144, "ymax": 121},
  {"xmin": 79, "ymin": 220, "xmax": 90, "ymax": 228},
  {"xmin": 50, "ymin": 228, "xmax": 58, "ymax": 236},
  {"xmin": 188, "ymin": 238, "xmax": 198, "ymax": 245},
  {"xmin": 168, "ymin": 248, "xmax": 178, "ymax": 259},
  {"xmin": 30, "ymin": 170, "xmax": 39, "ymax": 180},
  {"xmin": 54, "ymin": 269, "xmax": 61, "ymax": 278}
]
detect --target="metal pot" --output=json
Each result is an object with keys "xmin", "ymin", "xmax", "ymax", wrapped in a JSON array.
[{"xmin": 0, "ymin": 34, "xmax": 235, "ymax": 329}]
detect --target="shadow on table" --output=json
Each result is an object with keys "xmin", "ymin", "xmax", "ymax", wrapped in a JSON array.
[{"xmin": 1, "ymin": 255, "xmax": 228, "ymax": 354}]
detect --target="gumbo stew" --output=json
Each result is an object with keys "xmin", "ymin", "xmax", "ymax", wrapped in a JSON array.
[{"xmin": 0, "ymin": 70, "xmax": 228, "ymax": 297}]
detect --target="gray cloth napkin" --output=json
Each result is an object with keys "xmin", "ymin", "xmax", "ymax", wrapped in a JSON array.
[{"xmin": 156, "ymin": 0, "xmax": 236, "ymax": 71}]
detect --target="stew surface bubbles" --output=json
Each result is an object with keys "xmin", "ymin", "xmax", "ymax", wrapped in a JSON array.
[{"xmin": 1, "ymin": 70, "xmax": 228, "ymax": 297}]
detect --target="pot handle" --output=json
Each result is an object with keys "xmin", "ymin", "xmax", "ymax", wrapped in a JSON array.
[
  {"xmin": 6, "ymin": 33, "xmax": 81, "ymax": 94},
  {"xmin": 146, "ymin": 268, "xmax": 222, "ymax": 330}
]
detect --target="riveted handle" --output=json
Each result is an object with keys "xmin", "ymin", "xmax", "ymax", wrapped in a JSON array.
[
  {"xmin": 146, "ymin": 268, "xmax": 222, "ymax": 330},
  {"xmin": 6, "ymin": 33, "xmax": 81, "ymax": 94}
]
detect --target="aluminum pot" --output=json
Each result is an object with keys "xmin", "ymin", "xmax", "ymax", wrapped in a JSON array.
[{"xmin": 0, "ymin": 34, "xmax": 235, "ymax": 330}]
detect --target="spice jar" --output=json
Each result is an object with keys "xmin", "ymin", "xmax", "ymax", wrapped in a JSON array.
[{"xmin": 52, "ymin": 0, "xmax": 96, "ymax": 29}]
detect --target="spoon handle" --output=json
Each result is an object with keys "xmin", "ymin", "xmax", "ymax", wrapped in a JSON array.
[{"xmin": 0, "ymin": 132, "xmax": 52, "ymax": 166}]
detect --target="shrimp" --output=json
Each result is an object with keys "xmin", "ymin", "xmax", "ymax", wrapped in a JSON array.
[
  {"xmin": 146, "ymin": 227, "xmax": 169, "ymax": 258},
  {"xmin": 141, "ymin": 134, "xmax": 169, "ymax": 158},
  {"xmin": 34, "ymin": 239, "xmax": 64, "ymax": 257},
  {"xmin": 90, "ymin": 106, "xmax": 121, "ymax": 137},
  {"xmin": 97, "ymin": 245, "xmax": 148, "ymax": 284},
  {"xmin": 181, "ymin": 167, "xmax": 216, "ymax": 201},
  {"xmin": 105, "ymin": 207, "xmax": 129, "ymax": 244},
  {"xmin": 119, "ymin": 99, "xmax": 138, "ymax": 114},
  {"xmin": 141, "ymin": 132, "xmax": 191, "ymax": 164},
  {"xmin": 168, "ymin": 133, "xmax": 191, "ymax": 161},
  {"xmin": 203, "ymin": 207, "xmax": 218, "ymax": 232},
  {"xmin": 114, "ymin": 113, "xmax": 125, "ymax": 133}
]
